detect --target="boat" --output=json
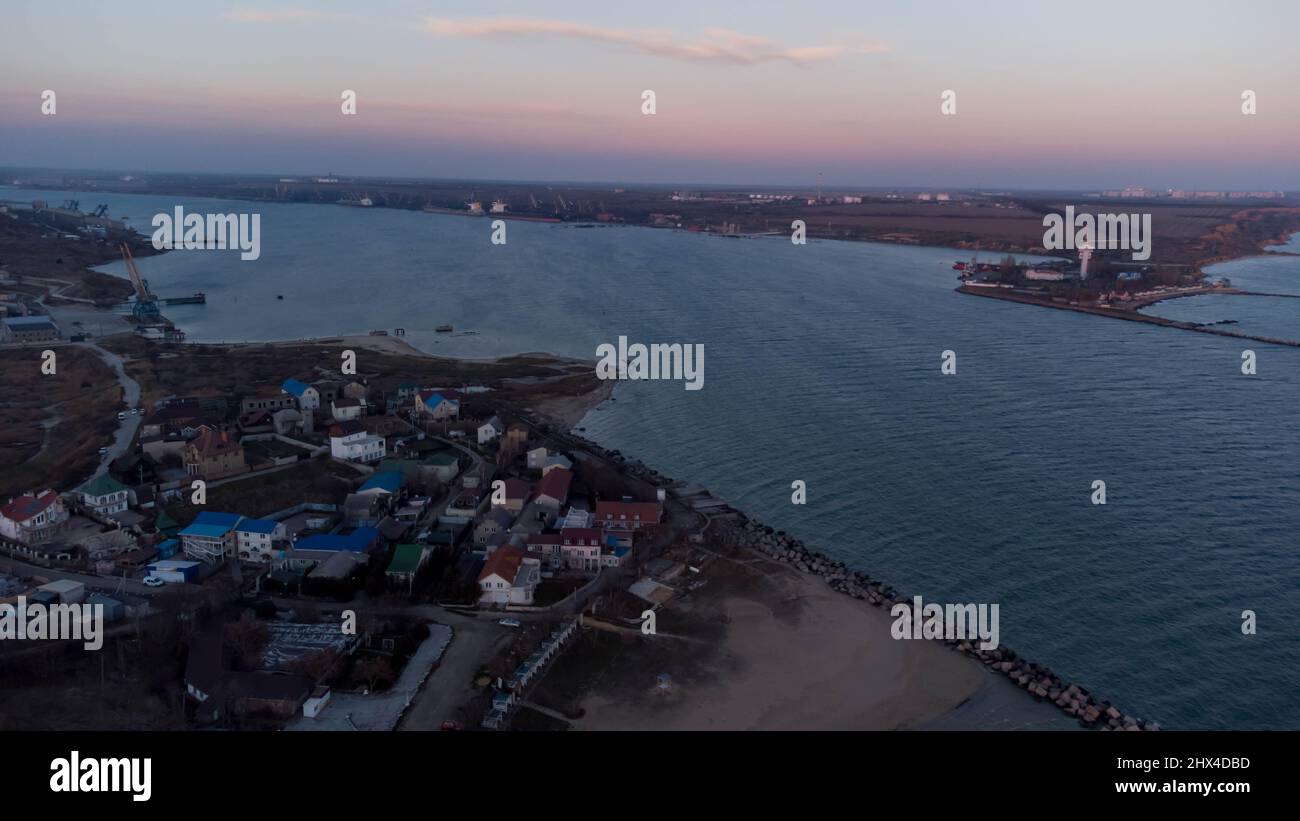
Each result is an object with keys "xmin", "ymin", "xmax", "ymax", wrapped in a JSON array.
[
  {"xmin": 435, "ymin": 324, "xmax": 453, "ymax": 333},
  {"xmin": 369, "ymin": 329, "xmax": 389, "ymax": 336},
  {"xmin": 276, "ymin": 294, "xmax": 284, "ymax": 300}
]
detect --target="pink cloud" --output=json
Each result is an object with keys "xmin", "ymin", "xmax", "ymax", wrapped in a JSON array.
[{"xmin": 421, "ymin": 16, "xmax": 885, "ymax": 66}]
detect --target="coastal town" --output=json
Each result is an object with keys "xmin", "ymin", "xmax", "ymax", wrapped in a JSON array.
[{"xmin": 0, "ymin": 195, "xmax": 1166, "ymax": 733}]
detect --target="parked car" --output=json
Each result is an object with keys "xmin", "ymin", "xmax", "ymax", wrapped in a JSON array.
[
  {"xmin": 117, "ymin": 412, "xmax": 126, "ymax": 421},
  {"xmin": 440, "ymin": 720, "xmax": 465, "ymax": 731},
  {"xmin": 498, "ymin": 618, "xmax": 522, "ymax": 628},
  {"xmin": 142, "ymin": 576, "xmax": 165, "ymax": 588},
  {"xmin": 98, "ymin": 447, "xmax": 109, "ymax": 456}
]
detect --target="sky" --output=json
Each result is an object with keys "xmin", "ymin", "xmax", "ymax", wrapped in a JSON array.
[{"xmin": 1, "ymin": 0, "xmax": 1298, "ymax": 189}]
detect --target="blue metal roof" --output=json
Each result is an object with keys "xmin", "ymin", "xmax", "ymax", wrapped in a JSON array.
[
  {"xmin": 180, "ymin": 523, "xmax": 233, "ymax": 539},
  {"xmin": 194, "ymin": 511, "xmax": 241, "ymax": 527},
  {"xmin": 359, "ymin": 471, "xmax": 403, "ymax": 494},
  {"xmin": 281, "ymin": 378, "xmax": 311, "ymax": 397},
  {"xmin": 235, "ymin": 517, "xmax": 278, "ymax": 534},
  {"xmin": 294, "ymin": 526, "xmax": 378, "ymax": 553}
]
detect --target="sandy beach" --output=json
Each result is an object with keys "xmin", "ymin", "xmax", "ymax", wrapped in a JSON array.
[{"xmin": 544, "ymin": 545, "xmax": 1018, "ymax": 731}]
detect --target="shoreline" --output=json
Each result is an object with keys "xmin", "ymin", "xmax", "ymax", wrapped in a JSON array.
[{"xmin": 538, "ymin": 404, "xmax": 1156, "ymax": 730}]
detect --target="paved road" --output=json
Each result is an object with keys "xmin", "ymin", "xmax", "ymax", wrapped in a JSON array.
[
  {"xmin": 398, "ymin": 608, "xmax": 513, "ymax": 730},
  {"xmin": 77, "ymin": 341, "xmax": 141, "ymax": 478},
  {"xmin": 0, "ymin": 552, "xmax": 179, "ymax": 597}
]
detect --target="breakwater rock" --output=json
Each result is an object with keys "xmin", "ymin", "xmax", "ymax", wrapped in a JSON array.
[{"xmin": 715, "ymin": 515, "xmax": 1159, "ymax": 731}]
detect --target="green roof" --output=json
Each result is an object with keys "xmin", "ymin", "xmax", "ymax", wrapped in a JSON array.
[
  {"xmin": 378, "ymin": 459, "xmax": 422, "ymax": 475},
  {"xmin": 386, "ymin": 544, "xmax": 428, "ymax": 575},
  {"xmin": 82, "ymin": 474, "xmax": 128, "ymax": 498},
  {"xmin": 426, "ymin": 453, "xmax": 458, "ymax": 466},
  {"xmin": 155, "ymin": 510, "xmax": 180, "ymax": 532}
]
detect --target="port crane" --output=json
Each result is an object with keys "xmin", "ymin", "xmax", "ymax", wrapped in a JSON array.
[{"xmin": 120, "ymin": 243, "xmax": 160, "ymax": 321}]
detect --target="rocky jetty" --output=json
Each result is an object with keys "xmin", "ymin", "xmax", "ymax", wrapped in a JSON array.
[{"xmin": 713, "ymin": 515, "xmax": 1159, "ymax": 731}]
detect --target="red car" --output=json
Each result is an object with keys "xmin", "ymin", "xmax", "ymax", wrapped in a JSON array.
[{"xmin": 440, "ymin": 720, "xmax": 464, "ymax": 731}]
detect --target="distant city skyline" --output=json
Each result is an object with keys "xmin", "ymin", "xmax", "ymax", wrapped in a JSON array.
[{"xmin": 2, "ymin": 1, "xmax": 1298, "ymax": 189}]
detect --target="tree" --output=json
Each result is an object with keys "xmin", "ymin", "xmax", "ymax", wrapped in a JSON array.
[
  {"xmin": 224, "ymin": 611, "xmax": 270, "ymax": 670},
  {"xmin": 353, "ymin": 656, "xmax": 395, "ymax": 692}
]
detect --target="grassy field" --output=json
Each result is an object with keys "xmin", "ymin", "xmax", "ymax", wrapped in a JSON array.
[
  {"xmin": 99, "ymin": 334, "xmax": 602, "ymax": 411},
  {"xmin": 0, "ymin": 215, "xmax": 152, "ymax": 305},
  {"xmin": 0, "ymin": 345, "xmax": 122, "ymax": 498}
]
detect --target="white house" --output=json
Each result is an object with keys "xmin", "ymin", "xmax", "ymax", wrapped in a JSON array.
[
  {"xmin": 282, "ymin": 379, "xmax": 321, "ymax": 412},
  {"xmin": 526, "ymin": 447, "xmax": 548, "ymax": 470},
  {"xmin": 331, "ymin": 397, "xmax": 363, "ymax": 421},
  {"xmin": 0, "ymin": 490, "xmax": 69, "ymax": 545},
  {"xmin": 477, "ymin": 546, "xmax": 540, "ymax": 606},
  {"xmin": 79, "ymin": 475, "xmax": 130, "ymax": 517},
  {"xmin": 478, "ymin": 415, "xmax": 503, "ymax": 445},
  {"xmin": 234, "ymin": 517, "xmax": 283, "ymax": 562},
  {"xmin": 328, "ymin": 420, "xmax": 386, "ymax": 463}
]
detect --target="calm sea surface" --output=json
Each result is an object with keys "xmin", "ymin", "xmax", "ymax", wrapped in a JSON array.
[{"xmin": 15, "ymin": 187, "xmax": 1300, "ymax": 729}]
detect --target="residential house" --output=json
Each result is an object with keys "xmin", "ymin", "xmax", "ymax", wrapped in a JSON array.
[
  {"xmin": 560, "ymin": 527, "xmax": 603, "ymax": 571},
  {"xmin": 184, "ymin": 429, "xmax": 248, "ymax": 480},
  {"xmin": 427, "ymin": 452, "xmax": 460, "ymax": 483},
  {"xmin": 179, "ymin": 511, "xmax": 242, "ymax": 562},
  {"xmin": 341, "ymin": 381, "xmax": 369, "ymax": 402},
  {"xmin": 477, "ymin": 546, "xmax": 541, "ymax": 606},
  {"xmin": 526, "ymin": 447, "xmax": 548, "ymax": 470},
  {"xmin": 535, "ymin": 467, "xmax": 572, "ymax": 511},
  {"xmin": 79, "ymin": 475, "xmax": 130, "ymax": 517},
  {"xmin": 328, "ymin": 420, "xmax": 386, "ymax": 463},
  {"xmin": 238, "ymin": 410, "xmax": 274, "ymax": 434},
  {"xmin": 0, "ymin": 490, "xmax": 69, "ymax": 545},
  {"xmin": 234, "ymin": 517, "xmax": 284, "ymax": 563},
  {"xmin": 595, "ymin": 500, "xmax": 664, "ymax": 547},
  {"xmin": 342, "ymin": 493, "xmax": 387, "ymax": 528},
  {"xmin": 281, "ymin": 379, "xmax": 321, "ymax": 412},
  {"xmin": 240, "ymin": 389, "xmax": 296, "ymax": 415},
  {"xmin": 385, "ymin": 543, "xmax": 431, "ymax": 589},
  {"xmin": 525, "ymin": 532, "xmax": 563, "ymax": 568},
  {"xmin": 417, "ymin": 391, "xmax": 460, "ymax": 421},
  {"xmin": 271, "ymin": 408, "xmax": 304, "ymax": 436},
  {"xmin": 474, "ymin": 507, "xmax": 515, "ymax": 547},
  {"xmin": 444, "ymin": 488, "xmax": 486, "ymax": 522},
  {"xmin": 505, "ymin": 423, "xmax": 529, "ymax": 449},
  {"xmin": 357, "ymin": 471, "xmax": 404, "ymax": 496},
  {"xmin": 331, "ymin": 397, "xmax": 363, "ymax": 421},
  {"xmin": 477, "ymin": 415, "xmax": 503, "ymax": 445},
  {"xmin": 493, "ymin": 478, "xmax": 531, "ymax": 514}
]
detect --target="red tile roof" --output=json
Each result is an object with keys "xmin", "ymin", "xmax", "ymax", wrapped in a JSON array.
[
  {"xmin": 478, "ymin": 545, "xmax": 524, "ymax": 584},
  {"xmin": 1, "ymin": 490, "xmax": 60, "ymax": 522},
  {"xmin": 595, "ymin": 500, "xmax": 663, "ymax": 525},
  {"xmin": 502, "ymin": 478, "xmax": 531, "ymax": 501},
  {"xmin": 190, "ymin": 428, "xmax": 241, "ymax": 460},
  {"xmin": 537, "ymin": 467, "xmax": 573, "ymax": 502}
]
